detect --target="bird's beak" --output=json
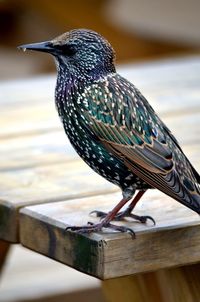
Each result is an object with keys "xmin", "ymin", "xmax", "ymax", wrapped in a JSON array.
[{"xmin": 18, "ymin": 41, "xmax": 55, "ymax": 54}]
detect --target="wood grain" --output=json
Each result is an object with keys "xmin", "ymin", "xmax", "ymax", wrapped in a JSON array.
[
  {"xmin": 1, "ymin": 58, "xmax": 200, "ymax": 138},
  {"xmin": 1, "ymin": 57, "xmax": 200, "ymax": 271},
  {"xmin": 102, "ymin": 273, "xmax": 163, "ymax": 302},
  {"xmin": 1, "ymin": 140, "xmax": 199, "ymax": 243},
  {"xmin": 0, "ymin": 159, "xmax": 118, "ymax": 242},
  {"xmin": 102, "ymin": 263, "xmax": 200, "ymax": 302},
  {"xmin": 1, "ymin": 56, "xmax": 200, "ymax": 300},
  {"xmin": 0, "ymin": 130, "xmax": 76, "ymax": 171},
  {"xmin": 0, "ymin": 112, "xmax": 199, "ymax": 172},
  {"xmin": 19, "ymin": 188, "xmax": 200, "ymax": 279}
]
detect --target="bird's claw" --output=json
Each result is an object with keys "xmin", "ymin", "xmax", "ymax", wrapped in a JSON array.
[
  {"xmin": 136, "ymin": 215, "xmax": 156, "ymax": 225},
  {"xmin": 90, "ymin": 210, "xmax": 156, "ymax": 225},
  {"xmin": 116, "ymin": 212, "xmax": 156, "ymax": 225},
  {"xmin": 66, "ymin": 221, "xmax": 135, "ymax": 238}
]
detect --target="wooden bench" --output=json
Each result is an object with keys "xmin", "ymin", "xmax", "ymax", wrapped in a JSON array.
[{"xmin": 1, "ymin": 56, "xmax": 200, "ymax": 301}]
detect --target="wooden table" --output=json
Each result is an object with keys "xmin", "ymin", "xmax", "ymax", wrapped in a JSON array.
[{"xmin": 1, "ymin": 56, "xmax": 200, "ymax": 302}]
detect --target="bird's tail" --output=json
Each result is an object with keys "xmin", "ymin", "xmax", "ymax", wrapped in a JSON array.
[
  {"xmin": 191, "ymin": 165, "xmax": 200, "ymax": 184},
  {"xmin": 127, "ymin": 159, "xmax": 200, "ymax": 214},
  {"xmin": 162, "ymin": 169, "xmax": 200, "ymax": 214}
]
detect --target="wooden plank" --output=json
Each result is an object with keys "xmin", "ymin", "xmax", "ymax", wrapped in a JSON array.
[
  {"xmin": 120, "ymin": 56, "xmax": 200, "ymax": 115},
  {"xmin": 102, "ymin": 273, "xmax": 163, "ymax": 302},
  {"xmin": 0, "ymin": 108, "xmax": 199, "ymax": 171},
  {"xmin": 1, "ymin": 141, "xmax": 199, "ymax": 243},
  {"xmin": 0, "ymin": 130, "xmax": 77, "ymax": 171},
  {"xmin": 0, "ymin": 159, "xmax": 117, "ymax": 243},
  {"xmin": 102, "ymin": 263, "xmax": 200, "ymax": 302},
  {"xmin": 19, "ymin": 180, "xmax": 200, "ymax": 279},
  {"xmin": 0, "ymin": 76, "xmax": 55, "ymax": 107},
  {"xmin": 0, "ymin": 101, "xmax": 199, "ymax": 242},
  {"xmin": 1, "ymin": 87, "xmax": 199, "ymax": 139},
  {"xmin": 0, "ymin": 71, "xmax": 199, "ymax": 242},
  {"xmin": 164, "ymin": 110, "xmax": 200, "ymax": 146},
  {"xmin": 0, "ymin": 99, "xmax": 60, "ymax": 139},
  {"xmin": 0, "ymin": 57, "xmax": 200, "ymax": 251},
  {"xmin": 0, "ymin": 160, "xmax": 118, "ymax": 206},
  {"xmin": 1, "ymin": 57, "xmax": 200, "ymax": 138},
  {"xmin": 1, "ymin": 57, "xmax": 200, "ymax": 108}
]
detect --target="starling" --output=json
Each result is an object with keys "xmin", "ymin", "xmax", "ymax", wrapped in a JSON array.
[{"xmin": 19, "ymin": 29, "xmax": 200, "ymax": 236}]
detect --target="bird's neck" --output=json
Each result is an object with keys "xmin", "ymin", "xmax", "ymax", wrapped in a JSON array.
[
  {"xmin": 56, "ymin": 62, "xmax": 115, "ymax": 85},
  {"xmin": 55, "ymin": 70, "xmax": 86, "ymax": 106}
]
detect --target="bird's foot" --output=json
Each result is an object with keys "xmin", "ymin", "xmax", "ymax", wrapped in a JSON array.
[
  {"xmin": 116, "ymin": 211, "xmax": 156, "ymax": 225},
  {"xmin": 66, "ymin": 221, "xmax": 135, "ymax": 238},
  {"xmin": 90, "ymin": 209, "xmax": 155, "ymax": 225}
]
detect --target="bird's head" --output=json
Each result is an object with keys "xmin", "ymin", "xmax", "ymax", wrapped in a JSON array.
[{"xmin": 18, "ymin": 29, "xmax": 116, "ymax": 80}]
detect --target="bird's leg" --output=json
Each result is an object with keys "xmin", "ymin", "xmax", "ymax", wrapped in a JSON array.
[
  {"xmin": 66, "ymin": 196, "xmax": 135, "ymax": 237},
  {"xmin": 91, "ymin": 190, "xmax": 155, "ymax": 225},
  {"xmin": 116, "ymin": 190, "xmax": 155, "ymax": 224},
  {"xmin": 91, "ymin": 190, "xmax": 144, "ymax": 219}
]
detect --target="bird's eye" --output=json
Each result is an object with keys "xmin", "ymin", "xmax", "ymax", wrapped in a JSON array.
[{"xmin": 54, "ymin": 44, "xmax": 77, "ymax": 56}]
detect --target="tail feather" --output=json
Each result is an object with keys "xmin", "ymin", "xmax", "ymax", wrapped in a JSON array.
[
  {"xmin": 191, "ymin": 164, "xmax": 200, "ymax": 184},
  {"xmin": 125, "ymin": 159, "xmax": 200, "ymax": 214}
]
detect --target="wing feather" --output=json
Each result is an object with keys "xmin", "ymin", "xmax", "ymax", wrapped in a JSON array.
[{"xmin": 77, "ymin": 74, "xmax": 200, "ymax": 212}]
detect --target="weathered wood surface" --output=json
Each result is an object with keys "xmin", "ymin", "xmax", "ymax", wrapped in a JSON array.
[
  {"xmin": 0, "ymin": 54, "xmax": 200, "ymax": 279},
  {"xmin": 102, "ymin": 263, "xmax": 200, "ymax": 302},
  {"xmin": 0, "ymin": 57, "xmax": 199, "ymax": 243},
  {"xmin": 0, "ymin": 131, "xmax": 75, "ymax": 171},
  {"xmin": 19, "ymin": 189, "xmax": 200, "ymax": 279},
  {"xmin": 0, "ymin": 55, "xmax": 200, "ymax": 263},
  {"xmin": 0, "ymin": 112, "xmax": 200, "ymax": 171},
  {"xmin": 1, "ymin": 57, "xmax": 200, "ymax": 138},
  {"xmin": 1, "ymin": 125, "xmax": 199, "ymax": 243},
  {"xmin": 0, "ymin": 160, "xmax": 117, "ymax": 242}
]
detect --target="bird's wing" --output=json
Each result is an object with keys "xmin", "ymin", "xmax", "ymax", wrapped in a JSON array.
[{"xmin": 78, "ymin": 73, "xmax": 200, "ymax": 213}]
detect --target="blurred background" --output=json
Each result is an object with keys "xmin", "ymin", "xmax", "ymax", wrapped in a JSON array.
[
  {"xmin": 1, "ymin": 0, "xmax": 200, "ymax": 301},
  {"xmin": 1, "ymin": 0, "xmax": 200, "ymax": 80}
]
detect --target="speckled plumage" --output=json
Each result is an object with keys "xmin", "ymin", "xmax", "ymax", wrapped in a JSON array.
[
  {"xmin": 55, "ymin": 71, "xmax": 151, "ymax": 199},
  {"xmin": 19, "ymin": 29, "xmax": 200, "ymax": 234}
]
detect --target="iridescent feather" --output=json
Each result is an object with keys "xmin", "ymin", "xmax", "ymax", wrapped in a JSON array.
[{"xmin": 75, "ymin": 73, "xmax": 200, "ymax": 213}]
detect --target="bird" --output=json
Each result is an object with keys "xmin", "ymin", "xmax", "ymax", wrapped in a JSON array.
[{"xmin": 19, "ymin": 28, "xmax": 200, "ymax": 236}]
